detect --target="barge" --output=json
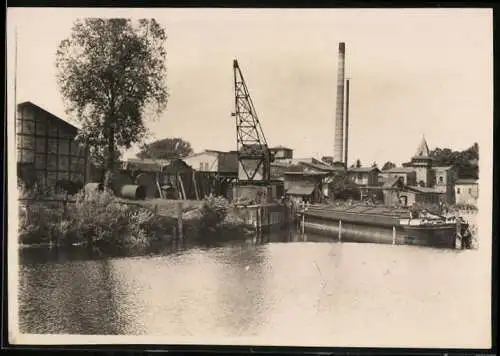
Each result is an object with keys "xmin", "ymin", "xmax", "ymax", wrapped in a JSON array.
[{"xmin": 299, "ymin": 204, "xmax": 471, "ymax": 249}]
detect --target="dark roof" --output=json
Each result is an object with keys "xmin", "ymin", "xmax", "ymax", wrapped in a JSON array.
[
  {"xmin": 284, "ymin": 171, "xmax": 328, "ymax": 176},
  {"xmin": 123, "ymin": 158, "xmax": 164, "ymax": 172},
  {"xmin": 406, "ymin": 186, "xmax": 444, "ymax": 194},
  {"xmin": 382, "ymin": 167, "xmax": 415, "ymax": 174},
  {"xmin": 299, "ymin": 160, "xmax": 345, "ymax": 172},
  {"xmin": 383, "ymin": 176, "xmax": 402, "ymax": 188},
  {"xmin": 18, "ymin": 101, "xmax": 80, "ymax": 133},
  {"xmin": 347, "ymin": 167, "xmax": 380, "ymax": 173},
  {"xmin": 455, "ymin": 179, "xmax": 478, "ymax": 185},
  {"xmin": 286, "ymin": 185, "xmax": 315, "ymax": 196}
]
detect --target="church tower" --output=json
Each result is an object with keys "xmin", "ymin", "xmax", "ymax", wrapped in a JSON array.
[{"xmin": 410, "ymin": 136, "xmax": 434, "ymax": 187}]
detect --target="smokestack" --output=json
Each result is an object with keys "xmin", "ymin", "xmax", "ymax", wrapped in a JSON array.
[
  {"xmin": 334, "ymin": 42, "xmax": 346, "ymax": 164},
  {"xmin": 344, "ymin": 78, "xmax": 350, "ymax": 166}
]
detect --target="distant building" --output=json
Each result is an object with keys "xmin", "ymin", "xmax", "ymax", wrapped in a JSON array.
[
  {"xmin": 380, "ymin": 167, "xmax": 417, "ymax": 186},
  {"xmin": 16, "ymin": 101, "xmax": 89, "ymax": 189},
  {"xmin": 379, "ymin": 137, "xmax": 458, "ymax": 203},
  {"xmin": 321, "ymin": 156, "xmax": 335, "ymax": 166},
  {"xmin": 346, "ymin": 167, "xmax": 380, "ymax": 186},
  {"xmin": 409, "ymin": 137, "xmax": 434, "ymax": 187},
  {"xmin": 283, "ymin": 172, "xmax": 327, "ymax": 204},
  {"xmin": 454, "ymin": 179, "xmax": 479, "ymax": 206},
  {"xmin": 381, "ymin": 177, "xmax": 444, "ymax": 208},
  {"xmin": 432, "ymin": 166, "xmax": 458, "ymax": 204},
  {"xmin": 182, "ymin": 150, "xmax": 238, "ymax": 175},
  {"xmin": 269, "ymin": 146, "xmax": 293, "ymax": 161}
]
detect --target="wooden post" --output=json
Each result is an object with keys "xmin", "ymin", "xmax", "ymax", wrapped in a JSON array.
[
  {"xmin": 392, "ymin": 226, "xmax": 396, "ymax": 245},
  {"xmin": 193, "ymin": 170, "xmax": 200, "ymax": 200},
  {"xmin": 177, "ymin": 201, "xmax": 183, "ymax": 239},
  {"xmin": 339, "ymin": 219, "xmax": 342, "ymax": 242},
  {"xmin": 156, "ymin": 172, "xmax": 163, "ymax": 199},
  {"xmin": 177, "ymin": 173, "xmax": 187, "ymax": 200},
  {"xmin": 257, "ymin": 206, "xmax": 262, "ymax": 232}
]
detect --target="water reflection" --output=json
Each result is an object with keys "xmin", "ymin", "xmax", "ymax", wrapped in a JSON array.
[{"xmin": 17, "ymin": 227, "xmax": 489, "ymax": 348}]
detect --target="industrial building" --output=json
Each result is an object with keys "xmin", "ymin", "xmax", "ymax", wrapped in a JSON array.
[{"xmin": 16, "ymin": 101, "xmax": 89, "ymax": 190}]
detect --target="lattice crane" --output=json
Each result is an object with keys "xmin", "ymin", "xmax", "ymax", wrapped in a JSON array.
[{"xmin": 231, "ymin": 59, "xmax": 272, "ymax": 185}]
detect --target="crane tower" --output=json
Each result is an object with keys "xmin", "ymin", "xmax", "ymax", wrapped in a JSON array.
[{"xmin": 231, "ymin": 59, "xmax": 272, "ymax": 185}]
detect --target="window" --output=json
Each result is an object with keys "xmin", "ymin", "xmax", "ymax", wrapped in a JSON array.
[
  {"xmin": 19, "ymin": 149, "xmax": 34, "ymax": 163},
  {"xmin": 35, "ymin": 137, "xmax": 46, "ymax": 153},
  {"xmin": 199, "ymin": 162, "xmax": 203, "ymax": 170},
  {"xmin": 357, "ymin": 173, "xmax": 363, "ymax": 180},
  {"xmin": 35, "ymin": 154, "xmax": 46, "ymax": 169},
  {"xmin": 48, "ymin": 139, "xmax": 58, "ymax": 154},
  {"xmin": 468, "ymin": 188, "xmax": 472, "ymax": 194},
  {"xmin": 47, "ymin": 154, "xmax": 58, "ymax": 170},
  {"xmin": 439, "ymin": 176, "xmax": 444, "ymax": 183},
  {"xmin": 457, "ymin": 188, "xmax": 461, "ymax": 194}
]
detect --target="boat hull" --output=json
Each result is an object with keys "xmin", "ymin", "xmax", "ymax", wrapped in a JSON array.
[{"xmin": 301, "ymin": 207, "xmax": 458, "ymax": 249}]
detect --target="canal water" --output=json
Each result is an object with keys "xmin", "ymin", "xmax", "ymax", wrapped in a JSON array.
[{"xmin": 17, "ymin": 228, "xmax": 490, "ymax": 348}]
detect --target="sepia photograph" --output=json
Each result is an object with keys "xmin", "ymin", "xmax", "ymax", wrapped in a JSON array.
[{"xmin": 6, "ymin": 7, "xmax": 493, "ymax": 349}]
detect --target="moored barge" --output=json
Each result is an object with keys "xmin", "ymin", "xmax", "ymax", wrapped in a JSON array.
[{"xmin": 299, "ymin": 204, "xmax": 471, "ymax": 249}]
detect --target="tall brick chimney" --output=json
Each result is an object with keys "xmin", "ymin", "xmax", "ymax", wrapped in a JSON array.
[{"xmin": 334, "ymin": 42, "xmax": 346, "ymax": 164}]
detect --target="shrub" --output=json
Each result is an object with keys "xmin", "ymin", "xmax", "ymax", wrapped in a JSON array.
[
  {"xmin": 18, "ymin": 187, "xmax": 176, "ymax": 248},
  {"xmin": 200, "ymin": 195, "xmax": 230, "ymax": 228}
]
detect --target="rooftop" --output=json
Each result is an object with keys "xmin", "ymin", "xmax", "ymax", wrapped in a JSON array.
[
  {"xmin": 18, "ymin": 101, "xmax": 80, "ymax": 132},
  {"xmin": 455, "ymin": 178, "xmax": 478, "ymax": 185},
  {"xmin": 347, "ymin": 167, "xmax": 380, "ymax": 173},
  {"xmin": 382, "ymin": 167, "xmax": 415, "ymax": 173},
  {"xmin": 284, "ymin": 171, "xmax": 328, "ymax": 176},
  {"xmin": 414, "ymin": 136, "xmax": 430, "ymax": 158},
  {"xmin": 406, "ymin": 186, "xmax": 444, "ymax": 194}
]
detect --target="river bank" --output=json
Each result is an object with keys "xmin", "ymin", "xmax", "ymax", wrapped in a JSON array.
[{"xmin": 18, "ymin": 190, "xmax": 251, "ymax": 250}]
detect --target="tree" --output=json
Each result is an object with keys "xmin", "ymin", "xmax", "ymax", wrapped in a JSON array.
[
  {"xmin": 429, "ymin": 142, "xmax": 479, "ymax": 179},
  {"xmin": 355, "ymin": 159, "xmax": 361, "ymax": 168},
  {"xmin": 136, "ymin": 137, "xmax": 193, "ymax": 160},
  {"xmin": 371, "ymin": 162, "xmax": 378, "ymax": 168},
  {"xmin": 382, "ymin": 161, "xmax": 396, "ymax": 171},
  {"xmin": 56, "ymin": 18, "xmax": 168, "ymax": 188}
]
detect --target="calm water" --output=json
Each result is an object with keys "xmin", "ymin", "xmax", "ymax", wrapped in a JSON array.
[{"xmin": 17, "ymin": 228, "xmax": 490, "ymax": 348}]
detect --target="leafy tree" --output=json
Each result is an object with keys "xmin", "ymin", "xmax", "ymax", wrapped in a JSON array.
[
  {"xmin": 382, "ymin": 161, "xmax": 396, "ymax": 170},
  {"xmin": 355, "ymin": 159, "xmax": 361, "ymax": 168},
  {"xmin": 56, "ymin": 18, "xmax": 168, "ymax": 188},
  {"xmin": 429, "ymin": 142, "xmax": 479, "ymax": 179},
  {"xmin": 371, "ymin": 162, "xmax": 378, "ymax": 168},
  {"xmin": 136, "ymin": 137, "xmax": 193, "ymax": 160}
]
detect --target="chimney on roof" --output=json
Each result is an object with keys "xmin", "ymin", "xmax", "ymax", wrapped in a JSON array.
[{"xmin": 334, "ymin": 42, "xmax": 346, "ymax": 165}]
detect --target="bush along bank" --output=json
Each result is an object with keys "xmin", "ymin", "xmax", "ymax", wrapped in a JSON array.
[{"xmin": 18, "ymin": 185, "xmax": 249, "ymax": 250}]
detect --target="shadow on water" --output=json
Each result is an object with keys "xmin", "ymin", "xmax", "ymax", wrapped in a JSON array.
[{"xmin": 19, "ymin": 225, "xmax": 322, "ymax": 265}]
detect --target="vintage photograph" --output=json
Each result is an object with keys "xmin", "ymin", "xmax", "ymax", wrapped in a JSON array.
[{"xmin": 7, "ymin": 8, "xmax": 493, "ymax": 348}]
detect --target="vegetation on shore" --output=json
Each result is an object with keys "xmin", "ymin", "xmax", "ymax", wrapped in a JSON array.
[{"xmin": 18, "ymin": 182, "xmax": 247, "ymax": 250}]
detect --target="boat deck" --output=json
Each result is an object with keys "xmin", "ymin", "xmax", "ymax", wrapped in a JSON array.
[{"xmin": 302, "ymin": 204, "xmax": 411, "ymax": 227}]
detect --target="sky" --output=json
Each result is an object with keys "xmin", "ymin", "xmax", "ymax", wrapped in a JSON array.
[{"xmin": 7, "ymin": 8, "xmax": 493, "ymax": 166}]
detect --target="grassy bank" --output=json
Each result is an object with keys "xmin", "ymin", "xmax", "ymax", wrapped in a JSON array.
[{"xmin": 18, "ymin": 185, "xmax": 248, "ymax": 250}]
